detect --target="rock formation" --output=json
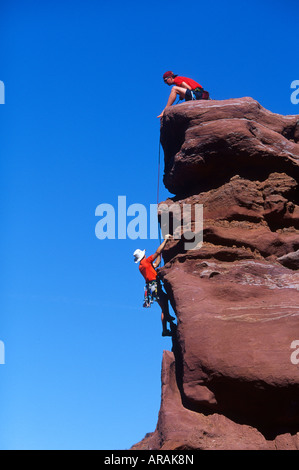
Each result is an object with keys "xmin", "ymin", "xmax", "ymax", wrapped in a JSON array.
[{"xmin": 132, "ymin": 97, "xmax": 299, "ymax": 450}]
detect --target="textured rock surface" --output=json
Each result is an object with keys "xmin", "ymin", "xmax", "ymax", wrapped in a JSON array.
[
  {"xmin": 161, "ymin": 97, "xmax": 299, "ymax": 196},
  {"xmin": 160, "ymin": 256, "xmax": 299, "ymax": 430},
  {"xmin": 132, "ymin": 351, "xmax": 299, "ymax": 450},
  {"xmin": 132, "ymin": 98, "xmax": 299, "ymax": 450}
]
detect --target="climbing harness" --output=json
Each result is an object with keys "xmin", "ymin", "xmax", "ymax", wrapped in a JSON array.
[{"xmin": 143, "ymin": 280, "xmax": 160, "ymax": 308}]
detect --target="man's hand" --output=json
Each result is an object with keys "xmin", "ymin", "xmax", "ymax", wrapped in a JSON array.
[
  {"xmin": 151, "ymin": 234, "xmax": 172, "ymax": 263},
  {"xmin": 164, "ymin": 234, "xmax": 172, "ymax": 241}
]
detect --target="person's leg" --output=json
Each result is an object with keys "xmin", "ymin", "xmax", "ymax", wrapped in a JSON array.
[
  {"xmin": 158, "ymin": 287, "xmax": 175, "ymax": 320},
  {"xmin": 161, "ymin": 311, "xmax": 169, "ymax": 335},
  {"xmin": 165, "ymin": 86, "xmax": 187, "ymax": 107},
  {"xmin": 157, "ymin": 297, "xmax": 168, "ymax": 333},
  {"xmin": 157, "ymin": 292, "xmax": 174, "ymax": 336}
]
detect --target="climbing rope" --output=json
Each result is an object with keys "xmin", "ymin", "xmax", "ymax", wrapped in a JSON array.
[
  {"xmin": 157, "ymin": 138, "xmax": 161, "ymax": 206},
  {"xmin": 157, "ymin": 137, "xmax": 162, "ymax": 245}
]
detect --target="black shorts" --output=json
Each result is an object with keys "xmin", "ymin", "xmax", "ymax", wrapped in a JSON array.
[{"xmin": 185, "ymin": 88, "xmax": 204, "ymax": 101}]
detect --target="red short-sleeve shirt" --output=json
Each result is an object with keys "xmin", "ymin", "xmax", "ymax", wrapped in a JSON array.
[
  {"xmin": 173, "ymin": 76, "xmax": 202, "ymax": 90},
  {"xmin": 139, "ymin": 255, "xmax": 157, "ymax": 282}
]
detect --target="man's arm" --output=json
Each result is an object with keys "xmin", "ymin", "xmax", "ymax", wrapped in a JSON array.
[
  {"xmin": 180, "ymin": 81, "xmax": 192, "ymax": 90},
  {"xmin": 152, "ymin": 253, "xmax": 161, "ymax": 269},
  {"xmin": 151, "ymin": 234, "xmax": 172, "ymax": 267}
]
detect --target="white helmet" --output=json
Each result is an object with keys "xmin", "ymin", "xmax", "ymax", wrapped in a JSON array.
[{"xmin": 133, "ymin": 249, "xmax": 145, "ymax": 263}]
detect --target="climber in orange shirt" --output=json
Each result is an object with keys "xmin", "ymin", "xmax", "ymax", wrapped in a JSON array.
[
  {"xmin": 133, "ymin": 235, "xmax": 175, "ymax": 337},
  {"xmin": 158, "ymin": 71, "xmax": 209, "ymax": 118}
]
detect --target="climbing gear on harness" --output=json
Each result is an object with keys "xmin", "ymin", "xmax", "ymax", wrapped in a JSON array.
[
  {"xmin": 201, "ymin": 90, "xmax": 210, "ymax": 100},
  {"xmin": 191, "ymin": 87, "xmax": 210, "ymax": 100},
  {"xmin": 143, "ymin": 280, "xmax": 160, "ymax": 308}
]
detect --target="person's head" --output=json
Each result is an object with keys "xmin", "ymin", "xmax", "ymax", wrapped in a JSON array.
[
  {"xmin": 163, "ymin": 71, "xmax": 176, "ymax": 85},
  {"xmin": 133, "ymin": 249, "xmax": 145, "ymax": 264}
]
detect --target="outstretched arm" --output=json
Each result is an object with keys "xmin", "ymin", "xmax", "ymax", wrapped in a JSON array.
[
  {"xmin": 152, "ymin": 234, "xmax": 172, "ymax": 268},
  {"xmin": 157, "ymin": 85, "xmax": 190, "ymax": 118},
  {"xmin": 153, "ymin": 253, "xmax": 161, "ymax": 269}
]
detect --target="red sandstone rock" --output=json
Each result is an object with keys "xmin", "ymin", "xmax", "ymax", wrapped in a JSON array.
[
  {"xmin": 132, "ymin": 98, "xmax": 299, "ymax": 450},
  {"xmin": 160, "ymin": 256, "xmax": 299, "ymax": 429},
  {"xmin": 278, "ymin": 250, "xmax": 299, "ymax": 270},
  {"xmin": 160, "ymin": 97, "xmax": 299, "ymax": 195},
  {"xmin": 158, "ymin": 171, "xmax": 299, "ymax": 263},
  {"xmin": 132, "ymin": 351, "xmax": 299, "ymax": 450}
]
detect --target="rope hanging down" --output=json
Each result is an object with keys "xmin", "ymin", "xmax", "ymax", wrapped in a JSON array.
[{"xmin": 157, "ymin": 138, "xmax": 162, "ymax": 244}]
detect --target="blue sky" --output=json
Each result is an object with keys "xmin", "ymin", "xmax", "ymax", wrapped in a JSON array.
[{"xmin": 0, "ymin": 0, "xmax": 298, "ymax": 450}]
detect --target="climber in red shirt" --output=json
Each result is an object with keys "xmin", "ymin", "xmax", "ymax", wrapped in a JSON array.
[
  {"xmin": 157, "ymin": 71, "xmax": 209, "ymax": 118},
  {"xmin": 133, "ymin": 235, "xmax": 175, "ymax": 337}
]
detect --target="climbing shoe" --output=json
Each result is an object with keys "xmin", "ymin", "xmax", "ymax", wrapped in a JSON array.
[
  {"xmin": 162, "ymin": 330, "xmax": 172, "ymax": 337},
  {"xmin": 166, "ymin": 314, "xmax": 175, "ymax": 322}
]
